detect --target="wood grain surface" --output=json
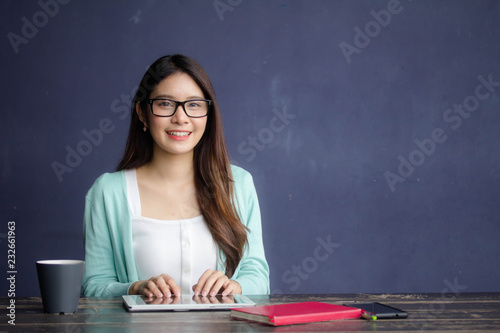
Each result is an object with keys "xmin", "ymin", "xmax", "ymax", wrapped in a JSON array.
[{"xmin": 1, "ymin": 293, "xmax": 499, "ymax": 332}]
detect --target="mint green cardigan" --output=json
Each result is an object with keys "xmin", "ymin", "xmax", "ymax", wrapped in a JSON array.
[{"xmin": 82, "ymin": 165, "xmax": 270, "ymax": 297}]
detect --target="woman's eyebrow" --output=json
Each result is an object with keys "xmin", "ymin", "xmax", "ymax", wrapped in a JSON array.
[
  {"xmin": 151, "ymin": 94, "xmax": 175, "ymax": 99},
  {"xmin": 152, "ymin": 94, "xmax": 205, "ymax": 100}
]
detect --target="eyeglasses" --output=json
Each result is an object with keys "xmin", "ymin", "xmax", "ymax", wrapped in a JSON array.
[{"xmin": 148, "ymin": 98, "xmax": 212, "ymax": 118}]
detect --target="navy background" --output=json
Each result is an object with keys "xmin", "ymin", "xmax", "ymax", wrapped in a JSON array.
[{"xmin": 1, "ymin": 0, "xmax": 499, "ymax": 297}]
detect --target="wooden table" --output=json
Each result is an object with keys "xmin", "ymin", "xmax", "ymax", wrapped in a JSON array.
[{"xmin": 1, "ymin": 293, "xmax": 499, "ymax": 332}]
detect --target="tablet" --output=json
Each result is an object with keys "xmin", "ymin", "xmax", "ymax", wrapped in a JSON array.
[
  {"xmin": 343, "ymin": 302, "xmax": 408, "ymax": 319},
  {"xmin": 123, "ymin": 294, "xmax": 256, "ymax": 312}
]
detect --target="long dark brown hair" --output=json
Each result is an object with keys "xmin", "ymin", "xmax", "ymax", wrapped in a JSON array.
[{"xmin": 117, "ymin": 55, "xmax": 248, "ymax": 278}]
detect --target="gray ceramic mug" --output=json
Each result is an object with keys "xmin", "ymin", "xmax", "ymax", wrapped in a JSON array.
[{"xmin": 36, "ymin": 260, "xmax": 85, "ymax": 314}]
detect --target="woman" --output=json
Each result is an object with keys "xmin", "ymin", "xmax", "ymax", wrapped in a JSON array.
[{"xmin": 82, "ymin": 55, "xmax": 270, "ymax": 298}]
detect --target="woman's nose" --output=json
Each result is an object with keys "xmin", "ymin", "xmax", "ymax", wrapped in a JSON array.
[{"xmin": 171, "ymin": 104, "xmax": 189, "ymax": 124}]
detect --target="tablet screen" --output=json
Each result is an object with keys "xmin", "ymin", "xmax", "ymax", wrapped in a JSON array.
[
  {"xmin": 123, "ymin": 294, "xmax": 255, "ymax": 311},
  {"xmin": 143, "ymin": 294, "xmax": 234, "ymax": 304}
]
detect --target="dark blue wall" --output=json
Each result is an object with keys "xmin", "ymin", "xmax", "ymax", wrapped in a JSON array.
[{"xmin": 1, "ymin": 0, "xmax": 499, "ymax": 297}]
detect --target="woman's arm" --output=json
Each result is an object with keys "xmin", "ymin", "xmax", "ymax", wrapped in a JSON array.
[
  {"xmin": 81, "ymin": 195, "xmax": 133, "ymax": 297},
  {"xmin": 81, "ymin": 174, "xmax": 136, "ymax": 297},
  {"xmin": 230, "ymin": 166, "xmax": 270, "ymax": 295}
]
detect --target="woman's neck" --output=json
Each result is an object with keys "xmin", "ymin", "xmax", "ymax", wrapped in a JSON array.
[{"xmin": 142, "ymin": 149, "xmax": 195, "ymax": 185}]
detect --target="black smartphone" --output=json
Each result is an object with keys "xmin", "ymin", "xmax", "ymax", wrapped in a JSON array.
[{"xmin": 343, "ymin": 302, "xmax": 408, "ymax": 320}]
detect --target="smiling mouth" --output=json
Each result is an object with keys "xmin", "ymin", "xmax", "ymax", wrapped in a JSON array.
[{"xmin": 166, "ymin": 131, "xmax": 191, "ymax": 137}]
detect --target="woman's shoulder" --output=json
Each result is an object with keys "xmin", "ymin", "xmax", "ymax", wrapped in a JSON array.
[
  {"xmin": 92, "ymin": 170, "xmax": 126, "ymax": 187},
  {"xmin": 230, "ymin": 164, "xmax": 258, "ymax": 199},
  {"xmin": 86, "ymin": 170, "xmax": 127, "ymax": 199},
  {"xmin": 230, "ymin": 164, "xmax": 253, "ymax": 184}
]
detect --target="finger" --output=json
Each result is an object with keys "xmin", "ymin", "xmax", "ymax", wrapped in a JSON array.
[
  {"xmin": 151, "ymin": 276, "xmax": 170, "ymax": 298},
  {"xmin": 221, "ymin": 282, "xmax": 234, "ymax": 297},
  {"xmin": 141, "ymin": 286, "xmax": 154, "ymax": 298},
  {"xmin": 143, "ymin": 290, "xmax": 155, "ymax": 301},
  {"xmin": 133, "ymin": 280, "xmax": 154, "ymax": 298},
  {"xmin": 209, "ymin": 275, "xmax": 229, "ymax": 297},
  {"xmin": 161, "ymin": 274, "xmax": 180, "ymax": 297},
  {"xmin": 194, "ymin": 270, "xmax": 215, "ymax": 296},
  {"xmin": 222, "ymin": 280, "xmax": 242, "ymax": 296},
  {"xmin": 145, "ymin": 279, "xmax": 164, "ymax": 298},
  {"xmin": 169, "ymin": 282, "xmax": 181, "ymax": 297},
  {"xmin": 199, "ymin": 270, "xmax": 224, "ymax": 296}
]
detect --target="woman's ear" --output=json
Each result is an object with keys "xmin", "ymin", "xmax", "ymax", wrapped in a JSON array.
[{"xmin": 136, "ymin": 102, "xmax": 148, "ymax": 129}]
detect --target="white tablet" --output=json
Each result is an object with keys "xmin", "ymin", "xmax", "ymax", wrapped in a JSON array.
[{"xmin": 122, "ymin": 294, "xmax": 255, "ymax": 312}]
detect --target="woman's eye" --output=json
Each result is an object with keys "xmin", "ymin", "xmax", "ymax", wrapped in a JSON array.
[
  {"xmin": 188, "ymin": 102, "xmax": 201, "ymax": 108},
  {"xmin": 158, "ymin": 101, "xmax": 174, "ymax": 108}
]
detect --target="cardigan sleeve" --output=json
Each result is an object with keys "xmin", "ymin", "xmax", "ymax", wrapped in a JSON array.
[
  {"xmin": 81, "ymin": 173, "xmax": 134, "ymax": 297},
  {"xmin": 230, "ymin": 166, "xmax": 270, "ymax": 295}
]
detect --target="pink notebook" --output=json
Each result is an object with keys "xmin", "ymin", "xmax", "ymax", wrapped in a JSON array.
[{"xmin": 231, "ymin": 301, "xmax": 362, "ymax": 326}]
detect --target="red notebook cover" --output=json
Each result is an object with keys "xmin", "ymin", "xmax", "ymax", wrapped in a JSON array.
[{"xmin": 230, "ymin": 302, "xmax": 362, "ymax": 326}]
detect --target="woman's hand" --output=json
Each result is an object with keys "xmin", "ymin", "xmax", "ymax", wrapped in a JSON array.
[
  {"xmin": 192, "ymin": 269, "xmax": 242, "ymax": 297},
  {"xmin": 129, "ymin": 274, "xmax": 181, "ymax": 298}
]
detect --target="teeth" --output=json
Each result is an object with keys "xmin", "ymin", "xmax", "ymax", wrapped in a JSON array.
[{"xmin": 167, "ymin": 131, "xmax": 190, "ymax": 137}]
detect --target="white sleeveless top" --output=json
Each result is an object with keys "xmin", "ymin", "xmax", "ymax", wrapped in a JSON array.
[{"xmin": 125, "ymin": 169, "xmax": 217, "ymax": 293}]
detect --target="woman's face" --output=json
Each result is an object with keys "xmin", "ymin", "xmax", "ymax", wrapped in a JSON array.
[{"xmin": 139, "ymin": 72, "xmax": 208, "ymax": 158}]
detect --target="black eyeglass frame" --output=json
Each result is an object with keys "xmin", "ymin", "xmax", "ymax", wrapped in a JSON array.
[{"xmin": 147, "ymin": 98, "xmax": 212, "ymax": 118}]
